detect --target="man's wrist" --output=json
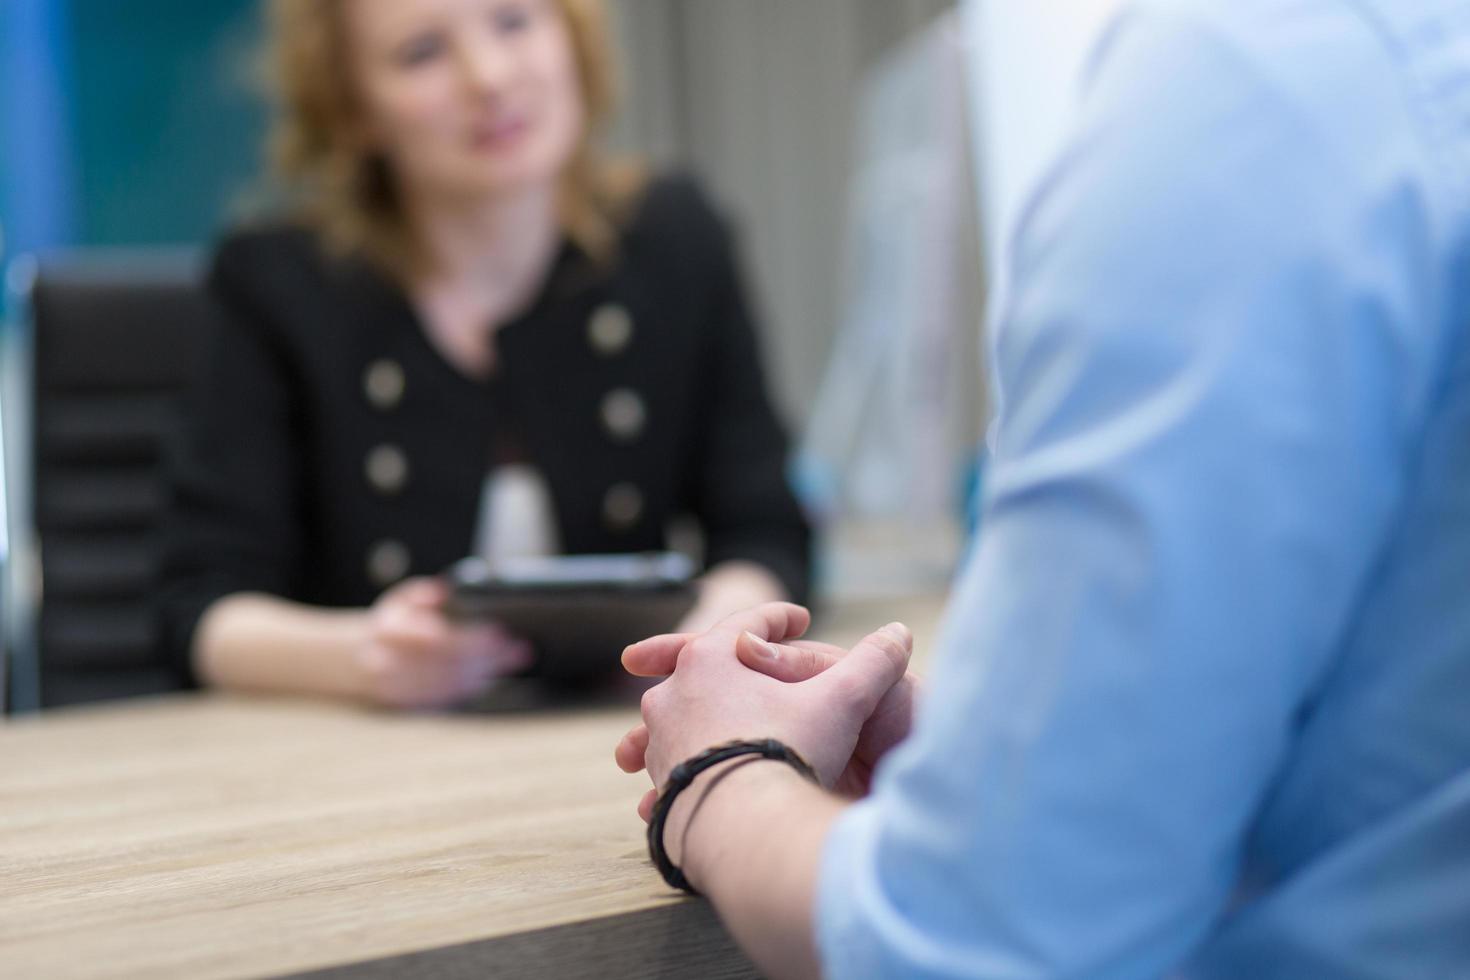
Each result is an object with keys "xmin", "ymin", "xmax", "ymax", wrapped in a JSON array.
[{"xmin": 669, "ymin": 756, "xmax": 818, "ymax": 891}]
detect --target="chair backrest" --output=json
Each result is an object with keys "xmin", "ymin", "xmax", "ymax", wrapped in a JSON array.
[{"xmin": 5, "ymin": 251, "xmax": 211, "ymax": 709}]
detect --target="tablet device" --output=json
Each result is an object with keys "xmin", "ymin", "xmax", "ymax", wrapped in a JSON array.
[{"xmin": 444, "ymin": 553, "xmax": 697, "ymax": 682}]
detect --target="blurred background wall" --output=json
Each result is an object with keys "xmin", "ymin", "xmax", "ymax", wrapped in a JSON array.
[{"xmin": 0, "ymin": 0, "xmax": 264, "ymax": 251}]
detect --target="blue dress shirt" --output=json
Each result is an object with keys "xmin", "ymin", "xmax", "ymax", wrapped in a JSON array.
[{"xmin": 817, "ymin": 1, "xmax": 1470, "ymax": 976}]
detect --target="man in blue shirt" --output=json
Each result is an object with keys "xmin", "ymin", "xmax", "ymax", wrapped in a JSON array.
[{"xmin": 615, "ymin": 0, "xmax": 1470, "ymax": 975}]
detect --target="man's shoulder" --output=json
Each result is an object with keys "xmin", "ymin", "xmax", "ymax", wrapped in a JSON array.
[
  {"xmin": 1102, "ymin": 0, "xmax": 1447, "ymax": 152},
  {"xmin": 1076, "ymin": 0, "xmax": 1450, "ymax": 236}
]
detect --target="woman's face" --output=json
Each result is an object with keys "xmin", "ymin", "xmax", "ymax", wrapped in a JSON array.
[{"xmin": 345, "ymin": 0, "xmax": 585, "ymax": 202}]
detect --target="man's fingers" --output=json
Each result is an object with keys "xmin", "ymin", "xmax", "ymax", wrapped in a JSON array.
[
  {"xmin": 735, "ymin": 633, "xmax": 844, "ymax": 683},
  {"xmin": 706, "ymin": 602, "xmax": 812, "ymax": 644},
  {"xmin": 637, "ymin": 787, "xmax": 658, "ymax": 824},
  {"xmin": 615, "ymin": 724, "xmax": 650, "ymax": 774},
  {"xmin": 819, "ymin": 622, "xmax": 914, "ymax": 718},
  {"xmin": 621, "ymin": 603, "xmax": 814, "ymax": 677},
  {"xmin": 622, "ymin": 633, "xmax": 696, "ymax": 677}
]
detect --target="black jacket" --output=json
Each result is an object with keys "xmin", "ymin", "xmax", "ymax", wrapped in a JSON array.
[{"xmin": 160, "ymin": 175, "xmax": 811, "ymax": 677}]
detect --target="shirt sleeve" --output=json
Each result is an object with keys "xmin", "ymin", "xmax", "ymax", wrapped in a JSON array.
[
  {"xmin": 157, "ymin": 238, "xmax": 308, "ymax": 684},
  {"xmin": 817, "ymin": 4, "xmax": 1449, "ymax": 977}
]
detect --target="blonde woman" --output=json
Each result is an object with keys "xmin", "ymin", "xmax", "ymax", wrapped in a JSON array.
[{"xmin": 161, "ymin": 0, "xmax": 809, "ymax": 709}]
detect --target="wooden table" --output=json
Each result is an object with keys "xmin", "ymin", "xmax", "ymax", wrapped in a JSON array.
[{"xmin": 0, "ymin": 595, "xmax": 946, "ymax": 979}]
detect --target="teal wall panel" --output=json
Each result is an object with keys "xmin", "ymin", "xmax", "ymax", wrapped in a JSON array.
[{"xmin": 66, "ymin": 0, "xmax": 269, "ymax": 246}]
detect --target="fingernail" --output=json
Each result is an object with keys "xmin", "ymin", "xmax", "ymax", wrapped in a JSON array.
[
  {"xmin": 882, "ymin": 622, "xmax": 912, "ymax": 644},
  {"xmin": 744, "ymin": 631, "xmax": 779, "ymax": 661}
]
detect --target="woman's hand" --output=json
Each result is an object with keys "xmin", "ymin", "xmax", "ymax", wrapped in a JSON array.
[
  {"xmin": 616, "ymin": 603, "xmax": 916, "ymax": 821},
  {"xmin": 676, "ymin": 561, "xmax": 790, "ymax": 634},
  {"xmin": 355, "ymin": 577, "xmax": 533, "ymax": 709}
]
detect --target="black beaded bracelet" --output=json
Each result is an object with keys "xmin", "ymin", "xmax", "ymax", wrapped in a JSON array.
[{"xmin": 647, "ymin": 738, "xmax": 820, "ymax": 895}]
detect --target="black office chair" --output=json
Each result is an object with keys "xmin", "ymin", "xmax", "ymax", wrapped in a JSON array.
[{"xmin": 2, "ymin": 251, "xmax": 212, "ymax": 710}]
